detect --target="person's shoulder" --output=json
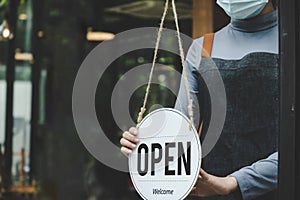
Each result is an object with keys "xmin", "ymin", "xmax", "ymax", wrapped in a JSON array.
[
  {"xmin": 186, "ymin": 25, "xmax": 229, "ymax": 68},
  {"xmin": 186, "ymin": 37, "xmax": 204, "ymax": 68},
  {"xmin": 190, "ymin": 24, "xmax": 230, "ymax": 52},
  {"xmin": 190, "ymin": 36, "xmax": 204, "ymax": 50}
]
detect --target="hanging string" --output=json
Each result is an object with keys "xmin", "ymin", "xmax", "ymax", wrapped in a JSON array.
[
  {"xmin": 137, "ymin": 0, "xmax": 194, "ymax": 129},
  {"xmin": 136, "ymin": 0, "xmax": 169, "ymax": 124},
  {"xmin": 171, "ymin": 0, "xmax": 194, "ymax": 128}
]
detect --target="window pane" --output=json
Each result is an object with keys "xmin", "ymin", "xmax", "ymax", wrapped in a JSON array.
[
  {"xmin": 12, "ymin": 66, "xmax": 32, "ymax": 182},
  {"xmin": 0, "ymin": 73, "xmax": 6, "ymax": 146}
]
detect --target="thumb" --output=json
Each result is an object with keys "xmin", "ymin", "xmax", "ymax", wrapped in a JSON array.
[{"xmin": 200, "ymin": 169, "xmax": 209, "ymax": 180}]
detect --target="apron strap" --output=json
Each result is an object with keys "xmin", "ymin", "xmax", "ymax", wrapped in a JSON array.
[
  {"xmin": 201, "ymin": 33, "xmax": 215, "ymax": 58},
  {"xmin": 198, "ymin": 121, "xmax": 203, "ymax": 137},
  {"xmin": 198, "ymin": 33, "xmax": 215, "ymax": 137}
]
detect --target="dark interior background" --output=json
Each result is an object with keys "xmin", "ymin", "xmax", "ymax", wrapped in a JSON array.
[{"xmin": 0, "ymin": 0, "xmax": 231, "ymax": 200}]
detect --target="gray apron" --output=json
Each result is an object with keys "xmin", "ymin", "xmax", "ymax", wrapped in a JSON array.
[{"xmin": 190, "ymin": 52, "xmax": 279, "ymax": 200}]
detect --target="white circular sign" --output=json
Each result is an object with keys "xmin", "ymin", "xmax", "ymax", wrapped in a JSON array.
[{"xmin": 129, "ymin": 108, "xmax": 202, "ymax": 200}]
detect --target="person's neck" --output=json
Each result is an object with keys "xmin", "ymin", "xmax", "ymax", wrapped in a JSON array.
[
  {"xmin": 259, "ymin": 2, "xmax": 274, "ymax": 16},
  {"xmin": 230, "ymin": 10, "xmax": 277, "ymax": 32}
]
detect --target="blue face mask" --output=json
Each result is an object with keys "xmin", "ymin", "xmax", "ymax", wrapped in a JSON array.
[{"xmin": 216, "ymin": 0, "xmax": 269, "ymax": 20}]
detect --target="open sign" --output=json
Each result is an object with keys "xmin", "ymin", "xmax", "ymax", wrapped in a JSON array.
[{"xmin": 129, "ymin": 108, "xmax": 202, "ymax": 200}]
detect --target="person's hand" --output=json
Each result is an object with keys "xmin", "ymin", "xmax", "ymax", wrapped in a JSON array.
[
  {"xmin": 189, "ymin": 169, "xmax": 238, "ymax": 197},
  {"xmin": 120, "ymin": 127, "xmax": 139, "ymax": 156}
]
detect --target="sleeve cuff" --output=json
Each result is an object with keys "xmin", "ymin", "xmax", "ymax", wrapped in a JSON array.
[{"xmin": 230, "ymin": 170, "xmax": 250, "ymax": 200}]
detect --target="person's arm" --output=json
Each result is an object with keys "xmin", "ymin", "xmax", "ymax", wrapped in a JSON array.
[
  {"xmin": 190, "ymin": 152, "xmax": 278, "ymax": 200},
  {"xmin": 175, "ymin": 38, "xmax": 203, "ymax": 129},
  {"xmin": 231, "ymin": 152, "xmax": 278, "ymax": 200}
]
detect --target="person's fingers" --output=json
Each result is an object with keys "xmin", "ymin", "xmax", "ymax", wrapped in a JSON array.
[
  {"xmin": 129, "ymin": 127, "xmax": 138, "ymax": 135},
  {"xmin": 122, "ymin": 131, "xmax": 139, "ymax": 143},
  {"xmin": 120, "ymin": 138, "xmax": 137, "ymax": 149},
  {"xmin": 120, "ymin": 127, "xmax": 139, "ymax": 156},
  {"xmin": 121, "ymin": 146, "xmax": 132, "ymax": 156}
]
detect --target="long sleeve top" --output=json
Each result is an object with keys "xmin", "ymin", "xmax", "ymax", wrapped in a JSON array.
[{"xmin": 175, "ymin": 11, "xmax": 278, "ymax": 200}]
